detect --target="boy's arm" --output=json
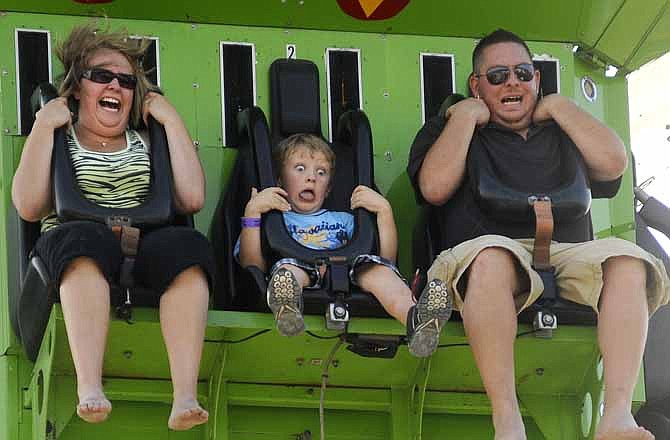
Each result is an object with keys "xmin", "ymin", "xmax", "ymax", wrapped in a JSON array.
[
  {"xmin": 239, "ymin": 187, "xmax": 290, "ymax": 272},
  {"xmin": 350, "ymin": 185, "xmax": 398, "ymax": 263}
]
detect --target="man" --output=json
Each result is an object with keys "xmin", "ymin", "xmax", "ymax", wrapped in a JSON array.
[{"xmin": 407, "ymin": 29, "xmax": 669, "ymax": 440}]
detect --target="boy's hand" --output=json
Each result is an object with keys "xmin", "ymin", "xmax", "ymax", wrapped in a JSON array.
[
  {"xmin": 350, "ymin": 185, "xmax": 392, "ymax": 216},
  {"xmin": 244, "ymin": 187, "xmax": 291, "ymax": 217}
]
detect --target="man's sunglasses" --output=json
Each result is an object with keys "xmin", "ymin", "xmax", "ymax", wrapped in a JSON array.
[
  {"xmin": 81, "ymin": 68, "xmax": 137, "ymax": 90},
  {"xmin": 475, "ymin": 63, "xmax": 535, "ymax": 86}
]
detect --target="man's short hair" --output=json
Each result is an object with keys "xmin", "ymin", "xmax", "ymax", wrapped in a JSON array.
[
  {"xmin": 273, "ymin": 133, "xmax": 336, "ymax": 176},
  {"xmin": 472, "ymin": 29, "xmax": 533, "ymax": 73}
]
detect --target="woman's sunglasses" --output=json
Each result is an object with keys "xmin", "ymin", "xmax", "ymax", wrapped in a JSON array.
[
  {"xmin": 475, "ymin": 63, "xmax": 535, "ymax": 86},
  {"xmin": 81, "ymin": 68, "xmax": 137, "ymax": 90}
]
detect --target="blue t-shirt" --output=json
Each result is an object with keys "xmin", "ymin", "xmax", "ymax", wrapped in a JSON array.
[
  {"xmin": 283, "ymin": 209, "xmax": 354, "ymax": 249},
  {"xmin": 234, "ymin": 209, "xmax": 354, "ymax": 259}
]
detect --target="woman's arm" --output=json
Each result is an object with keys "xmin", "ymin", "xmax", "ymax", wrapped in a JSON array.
[
  {"xmin": 12, "ymin": 97, "xmax": 72, "ymax": 221},
  {"xmin": 142, "ymin": 92, "xmax": 205, "ymax": 214}
]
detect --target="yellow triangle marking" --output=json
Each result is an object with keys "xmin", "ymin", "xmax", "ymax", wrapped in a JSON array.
[{"xmin": 358, "ymin": 0, "xmax": 385, "ymax": 18}]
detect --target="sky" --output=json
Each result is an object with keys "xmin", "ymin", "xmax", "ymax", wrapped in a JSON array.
[{"xmin": 628, "ymin": 51, "xmax": 670, "ymax": 250}]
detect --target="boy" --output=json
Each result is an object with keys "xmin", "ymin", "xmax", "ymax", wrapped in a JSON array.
[{"xmin": 238, "ymin": 133, "xmax": 452, "ymax": 357}]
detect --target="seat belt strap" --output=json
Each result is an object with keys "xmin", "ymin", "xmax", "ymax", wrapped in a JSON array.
[{"xmin": 531, "ymin": 197, "xmax": 553, "ymax": 271}]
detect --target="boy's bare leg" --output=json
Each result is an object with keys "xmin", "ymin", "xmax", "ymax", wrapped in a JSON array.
[
  {"xmin": 461, "ymin": 248, "xmax": 526, "ymax": 440},
  {"xmin": 59, "ymin": 257, "xmax": 112, "ymax": 424},
  {"xmin": 355, "ymin": 264, "xmax": 413, "ymax": 323},
  {"xmin": 595, "ymin": 256, "xmax": 654, "ymax": 440},
  {"xmin": 161, "ymin": 266, "xmax": 209, "ymax": 431}
]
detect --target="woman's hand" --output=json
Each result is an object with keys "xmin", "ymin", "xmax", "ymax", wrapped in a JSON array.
[
  {"xmin": 350, "ymin": 185, "xmax": 392, "ymax": 216},
  {"xmin": 244, "ymin": 187, "xmax": 291, "ymax": 217},
  {"xmin": 35, "ymin": 97, "xmax": 73, "ymax": 130},
  {"xmin": 142, "ymin": 92, "xmax": 180, "ymax": 126}
]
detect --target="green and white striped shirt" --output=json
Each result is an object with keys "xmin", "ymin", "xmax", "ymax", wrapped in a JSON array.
[{"xmin": 41, "ymin": 128, "xmax": 151, "ymax": 232}]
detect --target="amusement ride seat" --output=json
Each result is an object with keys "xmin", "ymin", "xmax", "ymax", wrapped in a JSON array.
[
  {"xmin": 9, "ymin": 83, "xmax": 189, "ymax": 362},
  {"xmin": 212, "ymin": 58, "xmax": 390, "ymax": 328},
  {"xmin": 412, "ymin": 93, "xmax": 617, "ymax": 332}
]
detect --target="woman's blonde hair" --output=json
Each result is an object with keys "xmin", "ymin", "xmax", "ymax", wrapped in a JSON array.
[{"xmin": 56, "ymin": 22, "xmax": 153, "ymax": 129}]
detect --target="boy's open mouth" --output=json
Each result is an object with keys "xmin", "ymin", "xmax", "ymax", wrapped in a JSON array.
[{"xmin": 299, "ymin": 189, "xmax": 315, "ymax": 201}]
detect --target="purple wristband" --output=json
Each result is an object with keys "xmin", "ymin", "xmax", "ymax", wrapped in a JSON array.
[{"xmin": 241, "ymin": 217, "xmax": 261, "ymax": 228}]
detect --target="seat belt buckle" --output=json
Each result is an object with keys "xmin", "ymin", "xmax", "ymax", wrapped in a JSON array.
[
  {"xmin": 115, "ymin": 288, "xmax": 134, "ymax": 324},
  {"xmin": 325, "ymin": 302, "xmax": 349, "ymax": 330},
  {"xmin": 533, "ymin": 309, "xmax": 557, "ymax": 338}
]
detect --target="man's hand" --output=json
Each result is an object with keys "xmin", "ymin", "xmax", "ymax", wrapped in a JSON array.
[
  {"xmin": 532, "ymin": 94, "xmax": 573, "ymax": 124},
  {"xmin": 244, "ymin": 187, "xmax": 291, "ymax": 217},
  {"xmin": 446, "ymin": 97, "xmax": 490, "ymax": 127}
]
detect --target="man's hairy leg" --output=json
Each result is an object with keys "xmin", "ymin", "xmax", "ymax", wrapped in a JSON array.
[
  {"xmin": 595, "ymin": 256, "xmax": 654, "ymax": 440},
  {"xmin": 462, "ymin": 247, "xmax": 526, "ymax": 440}
]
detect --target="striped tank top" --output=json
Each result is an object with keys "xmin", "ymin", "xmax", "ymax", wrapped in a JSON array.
[{"xmin": 41, "ymin": 129, "xmax": 151, "ymax": 232}]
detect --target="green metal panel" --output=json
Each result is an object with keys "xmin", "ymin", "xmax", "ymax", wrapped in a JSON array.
[
  {"xmin": 627, "ymin": 3, "xmax": 670, "ymax": 72},
  {"xmin": 0, "ymin": 8, "xmax": 656, "ymax": 440},
  {"xmin": 594, "ymin": 0, "xmax": 668, "ymax": 67},
  {"xmin": 576, "ymin": 0, "xmax": 625, "ymax": 48},
  {"xmin": 1, "ymin": 1, "xmax": 669, "ymax": 71}
]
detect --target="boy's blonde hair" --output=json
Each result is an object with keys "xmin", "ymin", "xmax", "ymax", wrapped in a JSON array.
[
  {"xmin": 273, "ymin": 133, "xmax": 336, "ymax": 178},
  {"xmin": 56, "ymin": 22, "xmax": 153, "ymax": 129}
]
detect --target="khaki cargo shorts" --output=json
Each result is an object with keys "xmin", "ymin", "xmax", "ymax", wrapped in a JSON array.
[{"xmin": 427, "ymin": 235, "xmax": 670, "ymax": 315}]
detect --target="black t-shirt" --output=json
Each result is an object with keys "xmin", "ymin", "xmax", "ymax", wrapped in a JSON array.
[{"xmin": 407, "ymin": 116, "xmax": 622, "ymax": 250}]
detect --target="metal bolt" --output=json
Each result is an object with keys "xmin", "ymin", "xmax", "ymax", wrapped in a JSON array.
[
  {"xmin": 1, "ymin": 69, "xmax": 7, "ymax": 76},
  {"xmin": 384, "ymin": 151, "xmax": 393, "ymax": 161},
  {"xmin": 334, "ymin": 305, "xmax": 346, "ymax": 318},
  {"xmin": 332, "ymin": 359, "xmax": 339, "ymax": 368},
  {"xmin": 542, "ymin": 314, "xmax": 555, "ymax": 326},
  {"xmin": 383, "ymin": 91, "xmax": 389, "ymax": 98},
  {"xmin": 536, "ymin": 368, "xmax": 545, "ymax": 376},
  {"xmin": 192, "ymin": 83, "xmax": 200, "ymax": 89},
  {"xmin": 123, "ymin": 350, "xmax": 133, "ymax": 359},
  {"xmin": 3, "ymin": 128, "xmax": 9, "ymax": 134},
  {"xmin": 191, "ymin": 24, "xmax": 197, "ymax": 30},
  {"xmin": 296, "ymin": 357, "xmax": 304, "ymax": 366},
  {"xmin": 193, "ymin": 140, "xmax": 200, "ymax": 146}
]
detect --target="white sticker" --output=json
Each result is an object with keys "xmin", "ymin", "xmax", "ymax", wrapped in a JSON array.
[{"xmin": 286, "ymin": 44, "xmax": 296, "ymax": 59}]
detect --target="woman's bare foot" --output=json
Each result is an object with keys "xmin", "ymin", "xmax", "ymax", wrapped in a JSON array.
[
  {"xmin": 595, "ymin": 428, "xmax": 654, "ymax": 440},
  {"xmin": 493, "ymin": 409, "xmax": 527, "ymax": 440},
  {"xmin": 76, "ymin": 392, "xmax": 111, "ymax": 423},
  {"xmin": 596, "ymin": 411, "xmax": 655, "ymax": 440},
  {"xmin": 168, "ymin": 399, "xmax": 209, "ymax": 430}
]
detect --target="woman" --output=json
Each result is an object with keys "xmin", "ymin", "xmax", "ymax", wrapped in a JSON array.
[{"xmin": 12, "ymin": 23, "xmax": 213, "ymax": 431}]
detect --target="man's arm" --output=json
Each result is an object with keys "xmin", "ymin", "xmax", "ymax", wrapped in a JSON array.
[
  {"xmin": 417, "ymin": 98, "xmax": 490, "ymax": 205},
  {"xmin": 350, "ymin": 185, "xmax": 397, "ymax": 262},
  {"xmin": 533, "ymin": 94, "xmax": 627, "ymax": 181}
]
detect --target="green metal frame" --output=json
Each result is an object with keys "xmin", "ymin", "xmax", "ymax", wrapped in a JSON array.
[{"xmin": 0, "ymin": 6, "xmax": 655, "ymax": 439}]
